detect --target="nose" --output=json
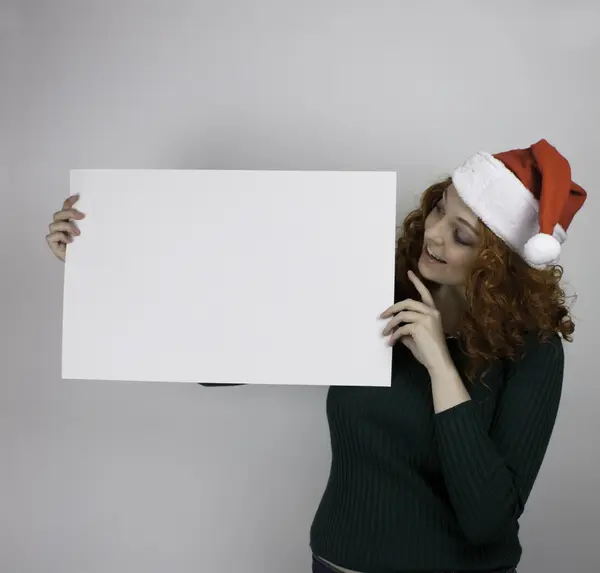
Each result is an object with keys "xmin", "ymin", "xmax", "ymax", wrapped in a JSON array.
[{"xmin": 424, "ymin": 219, "xmax": 445, "ymax": 246}]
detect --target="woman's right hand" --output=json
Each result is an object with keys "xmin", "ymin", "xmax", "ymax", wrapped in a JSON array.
[{"xmin": 46, "ymin": 194, "xmax": 86, "ymax": 261}]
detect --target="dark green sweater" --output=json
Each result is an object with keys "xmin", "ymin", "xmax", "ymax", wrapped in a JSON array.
[
  {"xmin": 309, "ymin": 332, "xmax": 564, "ymax": 572},
  {"xmin": 201, "ymin": 332, "xmax": 563, "ymax": 572}
]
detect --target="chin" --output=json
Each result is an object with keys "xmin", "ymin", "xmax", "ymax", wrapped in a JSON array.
[
  {"xmin": 417, "ymin": 256, "xmax": 462, "ymax": 286},
  {"xmin": 417, "ymin": 257, "xmax": 439, "ymax": 282}
]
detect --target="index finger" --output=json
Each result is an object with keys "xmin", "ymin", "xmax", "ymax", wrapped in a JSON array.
[
  {"xmin": 62, "ymin": 194, "xmax": 80, "ymax": 210},
  {"xmin": 408, "ymin": 270, "xmax": 435, "ymax": 308}
]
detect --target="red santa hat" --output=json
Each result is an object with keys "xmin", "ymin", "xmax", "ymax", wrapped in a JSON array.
[{"xmin": 451, "ymin": 139, "xmax": 587, "ymax": 267}]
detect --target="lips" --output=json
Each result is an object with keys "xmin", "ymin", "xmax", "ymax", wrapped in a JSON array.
[{"xmin": 423, "ymin": 245, "xmax": 446, "ymax": 264}]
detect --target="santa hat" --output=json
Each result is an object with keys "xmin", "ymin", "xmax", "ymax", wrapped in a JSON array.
[{"xmin": 451, "ymin": 139, "xmax": 587, "ymax": 267}]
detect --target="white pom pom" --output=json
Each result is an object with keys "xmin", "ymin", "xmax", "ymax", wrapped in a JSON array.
[{"xmin": 523, "ymin": 233, "xmax": 561, "ymax": 266}]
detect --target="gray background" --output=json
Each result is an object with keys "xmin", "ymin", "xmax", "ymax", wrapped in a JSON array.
[{"xmin": 1, "ymin": 1, "xmax": 598, "ymax": 572}]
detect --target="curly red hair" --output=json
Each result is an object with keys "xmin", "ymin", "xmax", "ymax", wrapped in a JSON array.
[{"xmin": 395, "ymin": 178, "xmax": 575, "ymax": 382}]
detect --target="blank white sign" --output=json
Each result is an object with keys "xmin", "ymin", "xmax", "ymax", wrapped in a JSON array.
[{"xmin": 62, "ymin": 169, "xmax": 397, "ymax": 386}]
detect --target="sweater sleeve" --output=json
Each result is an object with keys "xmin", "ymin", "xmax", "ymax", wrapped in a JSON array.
[{"xmin": 433, "ymin": 333, "xmax": 564, "ymax": 546}]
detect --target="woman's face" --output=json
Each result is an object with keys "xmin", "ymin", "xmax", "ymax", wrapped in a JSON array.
[{"xmin": 418, "ymin": 184, "xmax": 481, "ymax": 286}]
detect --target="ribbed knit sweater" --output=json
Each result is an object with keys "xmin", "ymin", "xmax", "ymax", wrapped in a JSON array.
[
  {"xmin": 201, "ymin": 332, "xmax": 564, "ymax": 572},
  {"xmin": 308, "ymin": 332, "xmax": 564, "ymax": 573}
]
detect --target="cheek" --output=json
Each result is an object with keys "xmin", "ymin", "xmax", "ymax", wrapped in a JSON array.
[{"xmin": 445, "ymin": 247, "xmax": 478, "ymax": 273}]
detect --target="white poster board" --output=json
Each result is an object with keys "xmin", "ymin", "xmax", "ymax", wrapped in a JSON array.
[{"xmin": 62, "ymin": 169, "xmax": 397, "ymax": 386}]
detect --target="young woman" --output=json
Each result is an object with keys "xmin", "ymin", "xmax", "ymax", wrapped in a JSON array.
[{"xmin": 46, "ymin": 139, "xmax": 587, "ymax": 573}]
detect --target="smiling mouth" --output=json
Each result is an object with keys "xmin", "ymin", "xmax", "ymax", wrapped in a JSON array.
[{"xmin": 424, "ymin": 245, "xmax": 447, "ymax": 264}]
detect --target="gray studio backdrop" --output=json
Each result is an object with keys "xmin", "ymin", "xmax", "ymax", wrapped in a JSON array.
[{"xmin": 1, "ymin": 1, "xmax": 598, "ymax": 572}]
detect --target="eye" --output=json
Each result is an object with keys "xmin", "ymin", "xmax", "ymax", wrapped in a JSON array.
[
  {"xmin": 434, "ymin": 200, "xmax": 475, "ymax": 246},
  {"xmin": 454, "ymin": 230, "xmax": 473, "ymax": 246}
]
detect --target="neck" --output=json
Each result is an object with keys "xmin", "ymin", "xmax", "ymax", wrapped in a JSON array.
[{"xmin": 432, "ymin": 284, "xmax": 466, "ymax": 336}]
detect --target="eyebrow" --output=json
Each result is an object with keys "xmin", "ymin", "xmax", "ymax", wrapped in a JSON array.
[{"xmin": 442, "ymin": 188, "xmax": 480, "ymax": 235}]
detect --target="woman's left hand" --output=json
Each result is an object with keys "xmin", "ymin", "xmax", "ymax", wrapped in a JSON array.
[{"xmin": 380, "ymin": 270, "xmax": 452, "ymax": 373}]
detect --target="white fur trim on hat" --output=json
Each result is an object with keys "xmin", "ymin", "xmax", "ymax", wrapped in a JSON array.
[{"xmin": 451, "ymin": 151, "xmax": 565, "ymax": 266}]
